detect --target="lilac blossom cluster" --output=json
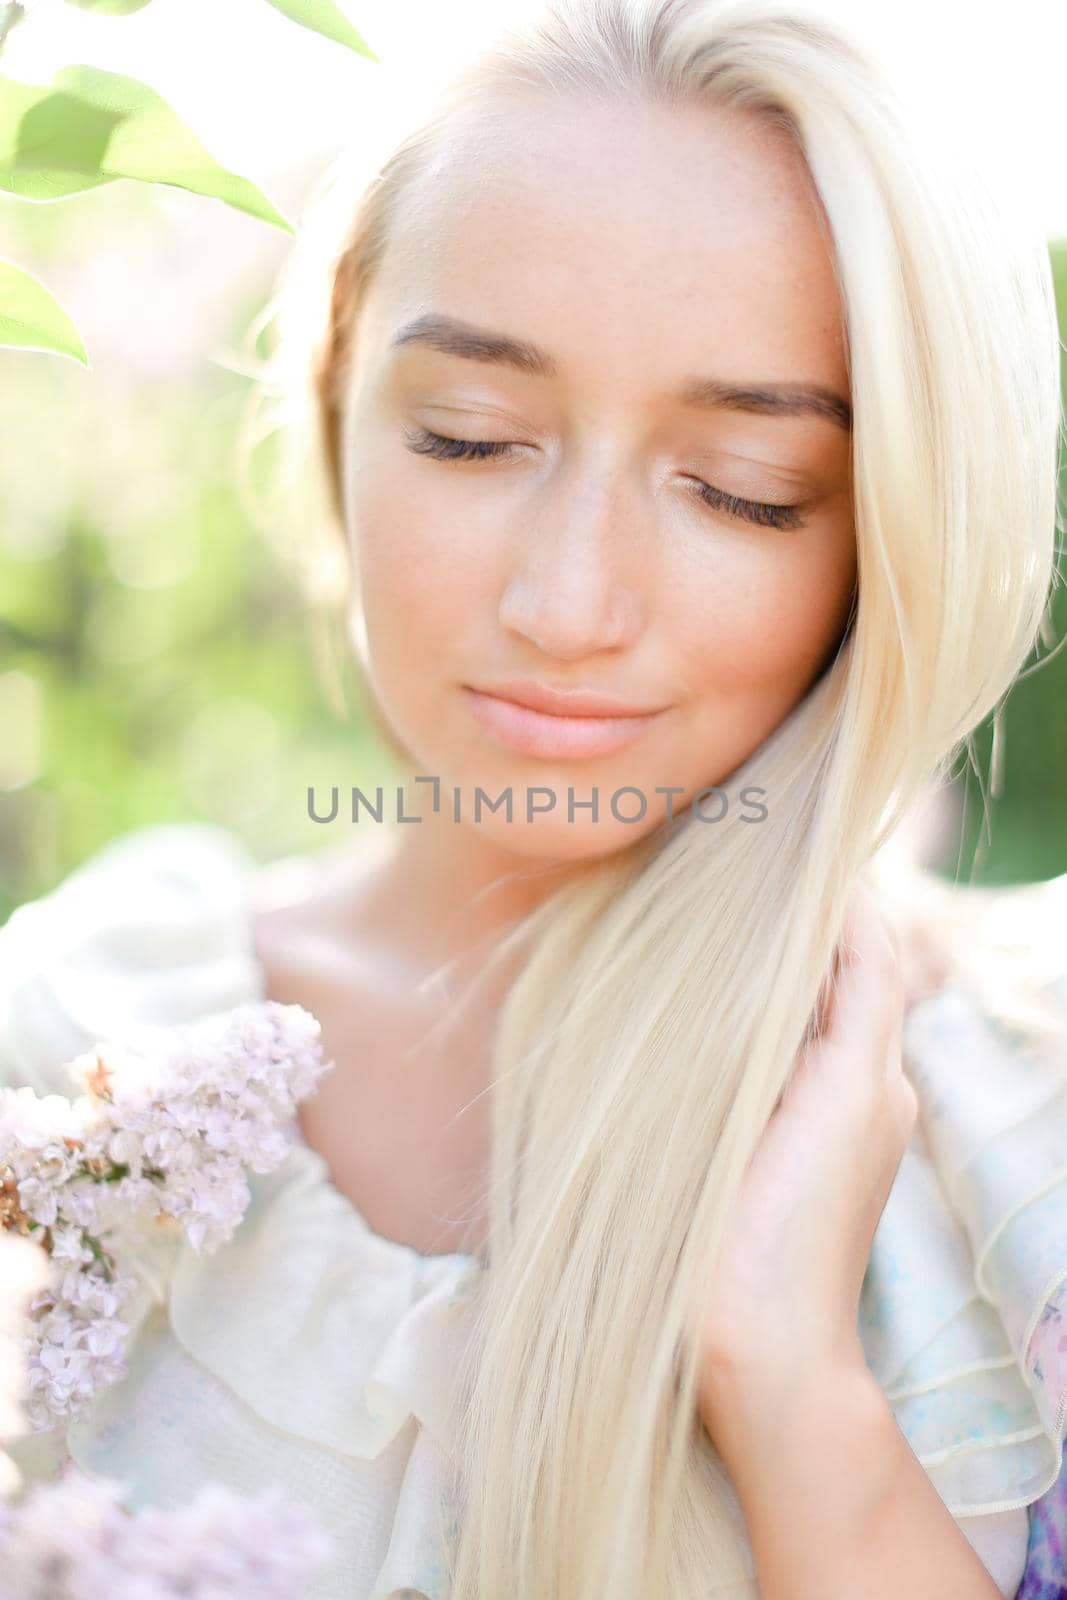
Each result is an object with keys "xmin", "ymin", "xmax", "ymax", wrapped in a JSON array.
[
  {"xmin": 0, "ymin": 1230, "xmax": 333, "ymax": 1598},
  {"xmin": 0, "ymin": 1234, "xmax": 49, "ymax": 1495},
  {"xmin": 0, "ymin": 1002, "xmax": 332, "ymax": 1432},
  {"xmin": 0, "ymin": 1466, "xmax": 334, "ymax": 1599}
]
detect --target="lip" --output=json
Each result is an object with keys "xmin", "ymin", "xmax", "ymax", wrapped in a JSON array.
[
  {"xmin": 462, "ymin": 681, "xmax": 666, "ymax": 761},
  {"xmin": 469, "ymin": 678, "xmax": 662, "ymax": 718}
]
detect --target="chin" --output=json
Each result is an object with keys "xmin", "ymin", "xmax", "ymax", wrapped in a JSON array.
[{"xmin": 464, "ymin": 805, "xmax": 667, "ymax": 865}]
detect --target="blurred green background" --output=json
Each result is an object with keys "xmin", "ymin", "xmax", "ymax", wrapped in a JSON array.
[
  {"xmin": 0, "ymin": 164, "xmax": 398, "ymax": 922},
  {"xmin": 0, "ymin": 174, "xmax": 1064, "ymax": 922}
]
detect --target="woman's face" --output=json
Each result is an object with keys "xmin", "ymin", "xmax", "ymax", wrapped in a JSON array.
[{"xmin": 340, "ymin": 92, "xmax": 855, "ymax": 861}]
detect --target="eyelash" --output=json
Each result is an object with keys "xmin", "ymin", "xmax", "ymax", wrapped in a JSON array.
[{"xmin": 401, "ymin": 426, "xmax": 806, "ymax": 531}]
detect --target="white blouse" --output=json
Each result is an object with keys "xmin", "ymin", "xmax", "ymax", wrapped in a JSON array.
[{"xmin": 1, "ymin": 822, "xmax": 1066, "ymax": 1598}]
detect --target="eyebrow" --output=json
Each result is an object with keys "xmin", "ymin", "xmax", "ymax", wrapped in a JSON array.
[{"xmin": 389, "ymin": 313, "xmax": 852, "ymax": 432}]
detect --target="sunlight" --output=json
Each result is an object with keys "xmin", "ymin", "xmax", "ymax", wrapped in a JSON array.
[{"xmin": 6, "ymin": 0, "xmax": 1065, "ymax": 238}]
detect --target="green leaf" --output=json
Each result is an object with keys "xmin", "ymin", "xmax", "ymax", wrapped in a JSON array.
[
  {"xmin": 0, "ymin": 65, "xmax": 294, "ymax": 232},
  {"xmin": 64, "ymin": 0, "xmax": 155, "ymax": 12},
  {"xmin": 262, "ymin": 0, "xmax": 378, "ymax": 60},
  {"xmin": 0, "ymin": 77, "xmax": 114, "ymax": 200},
  {"xmin": 0, "ymin": 258, "xmax": 88, "ymax": 363},
  {"xmin": 0, "ymin": 4, "xmax": 29, "ymax": 54}
]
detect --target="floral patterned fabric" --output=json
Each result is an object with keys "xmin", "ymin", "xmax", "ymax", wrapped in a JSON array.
[{"xmin": 1018, "ymin": 1447, "xmax": 1067, "ymax": 1598}]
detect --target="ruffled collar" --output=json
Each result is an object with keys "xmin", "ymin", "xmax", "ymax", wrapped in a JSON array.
[
  {"xmin": 168, "ymin": 1131, "xmax": 483, "ymax": 1460},
  {"xmin": 163, "ymin": 1135, "xmax": 484, "ymax": 1598},
  {"xmin": 60, "ymin": 1123, "xmax": 484, "ymax": 1600}
]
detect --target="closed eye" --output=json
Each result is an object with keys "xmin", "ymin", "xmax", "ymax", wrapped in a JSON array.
[
  {"xmin": 403, "ymin": 425, "xmax": 522, "ymax": 464},
  {"xmin": 401, "ymin": 425, "xmax": 808, "ymax": 532},
  {"xmin": 687, "ymin": 477, "xmax": 806, "ymax": 532}
]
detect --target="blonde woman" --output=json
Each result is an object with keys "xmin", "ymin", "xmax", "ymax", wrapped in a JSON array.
[{"xmin": 3, "ymin": 1, "xmax": 1067, "ymax": 1596}]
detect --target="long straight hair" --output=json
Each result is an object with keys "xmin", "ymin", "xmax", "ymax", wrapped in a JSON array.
[{"xmin": 245, "ymin": 2, "xmax": 1063, "ymax": 1592}]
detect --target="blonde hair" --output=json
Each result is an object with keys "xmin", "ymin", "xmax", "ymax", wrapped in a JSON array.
[{"xmin": 242, "ymin": 2, "xmax": 1063, "ymax": 1593}]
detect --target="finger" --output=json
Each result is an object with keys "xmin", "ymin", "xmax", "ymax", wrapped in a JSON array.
[
  {"xmin": 809, "ymin": 883, "xmax": 884, "ymax": 1038},
  {"xmin": 815, "ymin": 884, "xmax": 904, "ymax": 1072},
  {"xmin": 841, "ymin": 880, "xmax": 900, "ymax": 967}
]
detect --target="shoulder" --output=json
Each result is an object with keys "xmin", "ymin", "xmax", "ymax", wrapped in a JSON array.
[
  {"xmin": 253, "ymin": 833, "xmax": 402, "ymax": 1015},
  {"xmin": 0, "ymin": 822, "xmax": 264, "ymax": 1097},
  {"xmin": 862, "ymin": 854, "xmax": 1067, "ymax": 1563},
  {"xmin": 870, "ymin": 839, "xmax": 1067, "ymax": 1034}
]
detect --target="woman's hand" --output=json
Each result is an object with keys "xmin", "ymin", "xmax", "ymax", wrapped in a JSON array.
[
  {"xmin": 692, "ymin": 885, "xmax": 1004, "ymax": 1600},
  {"xmin": 696, "ymin": 881, "xmax": 917, "ymax": 1434}
]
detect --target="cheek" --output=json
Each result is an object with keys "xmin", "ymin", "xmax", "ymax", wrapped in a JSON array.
[
  {"xmin": 668, "ymin": 524, "xmax": 855, "ymax": 701},
  {"xmin": 349, "ymin": 468, "xmax": 500, "ymax": 685},
  {"xmin": 359, "ymin": 526, "xmax": 447, "ymax": 636}
]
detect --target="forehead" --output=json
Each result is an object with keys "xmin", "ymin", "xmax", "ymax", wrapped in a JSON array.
[{"xmin": 363, "ymin": 91, "xmax": 848, "ymax": 397}]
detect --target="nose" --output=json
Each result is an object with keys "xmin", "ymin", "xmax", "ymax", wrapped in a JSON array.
[{"xmin": 497, "ymin": 456, "xmax": 646, "ymax": 661}]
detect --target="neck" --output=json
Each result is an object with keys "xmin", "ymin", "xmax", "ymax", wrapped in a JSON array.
[{"xmin": 377, "ymin": 774, "xmax": 594, "ymax": 982}]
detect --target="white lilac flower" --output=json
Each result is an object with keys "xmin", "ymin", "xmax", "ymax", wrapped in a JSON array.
[
  {"xmin": 21, "ymin": 1267, "xmax": 135, "ymax": 1432},
  {"xmin": 0, "ymin": 1232, "xmax": 51, "ymax": 1497},
  {"xmin": 0, "ymin": 1015, "xmax": 334, "ymax": 1598},
  {"xmin": 0, "ymin": 1003, "xmax": 331, "ymax": 1430},
  {"xmin": 0, "ymin": 1463, "xmax": 334, "ymax": 1599}
]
